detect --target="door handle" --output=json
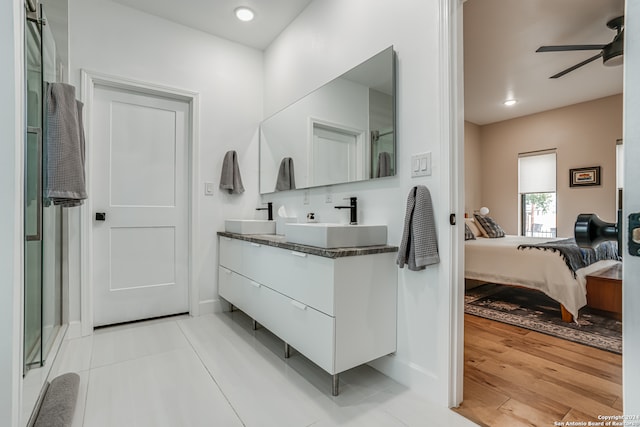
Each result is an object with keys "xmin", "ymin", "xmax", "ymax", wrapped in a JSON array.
[
  {"xmin": 95, "ymin": 212, "xmax": 106, "ymax": 221},
  {"xmin": 629, "ymin": 213, "xmax": 640, "ymax": 256}
]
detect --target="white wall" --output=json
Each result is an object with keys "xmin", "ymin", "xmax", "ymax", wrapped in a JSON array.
[
  {"xmin": 478, "ymin": 95, "xmax": 622, "ymax": 237},
  {"xmin": 464, "ymin": 121, "xmax": 482, "ymax": 215},
  {"xmin": 262, "ymin": 0, "xmax": 455, "ymax": 404},
  {"xmin": 0, "ymin": 0, "xmax": 23, "ymax": 424},
  {"xmin": 68, "ymin": 0, "xmax": 264, "ymax": 320}
]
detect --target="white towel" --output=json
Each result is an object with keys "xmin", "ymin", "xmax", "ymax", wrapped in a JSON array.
[
  {"xmin": 275, "ymin": 157, "xmax": 296, "ymax": 191},
  {"xmin": 219, "ymin": 150, "xmax": 245, "ymax": 194},
  {"xmin": 45, "ymin": 83, "xmax": 87, "ymax": 207},
  {"xmin": 397, "ymin": 185, "xmax": 439, "ymax": 270}
]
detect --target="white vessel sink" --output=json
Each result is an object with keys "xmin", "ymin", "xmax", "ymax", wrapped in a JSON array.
[
  {"xmin": 225, "ymin": 219, "xmax": 276, "ymax": 235},
  {"xmin": 284, "ymin": 223, "xmax": 387, "ymax": 248}
]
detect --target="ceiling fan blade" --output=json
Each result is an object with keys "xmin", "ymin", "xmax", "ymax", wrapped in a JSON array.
[
  {"xmin": 549, "ymin": 52, "xmax": 603, "ymax": 79},
  {"xmin": 537, "ymin": 45, "xmax": 606, "ymax": 52}
]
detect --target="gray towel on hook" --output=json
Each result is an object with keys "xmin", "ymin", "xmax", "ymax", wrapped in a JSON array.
[
  {"xmin": 45, "ymin": 82, "xmax": 87, "ymax": 207},
  {"xmin": 219, "ymin": 150, "xmax": 245, "ymax": 194},
  {"xmin": 275, "ymin": 157, "xmax": 296, "ymax": 191},
  {"xmin": 376, "ymin": 152, "xmax": 391, "ymax": 177},
  {"xmin": 397, "ymin": 185, "xmax": 439, "ymax": 270}
]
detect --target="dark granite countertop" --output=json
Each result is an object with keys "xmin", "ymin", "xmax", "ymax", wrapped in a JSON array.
[{"xmin": 218, "ymin": 231, "xmax": 398, "ymax": 259}]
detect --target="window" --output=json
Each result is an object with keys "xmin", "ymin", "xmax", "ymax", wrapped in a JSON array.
[{"xmin": 518, "ymin": 151, "xmax": 557, "ymax": 237}]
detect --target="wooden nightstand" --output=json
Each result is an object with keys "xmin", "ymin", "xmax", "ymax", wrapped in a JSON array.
[{"xmin": 585, "ymin": 263, "xmax": 622, "ymax": 320}]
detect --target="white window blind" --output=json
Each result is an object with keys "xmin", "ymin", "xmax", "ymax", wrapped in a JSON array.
[{"xmin": 518, "ymin": 151, "xmax": 556, "ymax": 194}]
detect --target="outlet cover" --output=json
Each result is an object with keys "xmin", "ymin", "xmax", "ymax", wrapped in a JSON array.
[
  {"xmin": 325, "ymin": 187, "xmax": 333, "ymax": 203},
  {"xmin": 303, "ymin": 190, "xmax": 310, "ymax": 205}
]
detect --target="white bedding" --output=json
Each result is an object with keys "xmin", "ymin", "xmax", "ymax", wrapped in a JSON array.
[{"xmin": 465, "ymin": 235, "xmax": 620, "ymax": 319}]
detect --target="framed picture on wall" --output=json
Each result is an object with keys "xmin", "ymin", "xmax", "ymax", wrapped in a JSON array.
[{"xmin": 570, "ymin": 166, "xmax": 601, "ymax": 187}]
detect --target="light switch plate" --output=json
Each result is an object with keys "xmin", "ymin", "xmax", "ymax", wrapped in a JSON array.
[
  {"xmin": 303, "ymin": 190, "xmax": 310, "ymax": 205},
  {"xmin": 411, "ymin": 152, "xmax": 431, "ymax": 177},
  {"xmin": 204, "ymin": 182, "xmax": 215, "ymax": 195}
]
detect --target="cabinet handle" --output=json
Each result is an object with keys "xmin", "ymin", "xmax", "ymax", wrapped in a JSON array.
[
  {"xmin": 290, "ymin": 300, "xmax": 307, "ymax": 311},
  {"xmin": 250, "ymin": 280, "xmax": 261, "ymax": 288},
  {"xmin": 251, "ymin": 243, "xmax": 262, "ymax": 247},
  {"xmin": 290, "ymin": 251, "xmax": 307, "ymax": 258}
]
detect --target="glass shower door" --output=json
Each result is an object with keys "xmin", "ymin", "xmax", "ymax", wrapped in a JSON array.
[
  {"xmin": 40, "ymin": 4, "xmax": 63, "ymax": 359},
  {"xmin": 24, "ymin": 4, "xmax": 63, "ymax": 375},
  {"xmin": 24, "ymin": 13, "xmax": 43, "ymax": 373}
]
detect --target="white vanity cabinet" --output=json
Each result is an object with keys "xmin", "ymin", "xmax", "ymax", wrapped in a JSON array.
[{"xmin": 218, "ymin": 234, "xmax": 397, "ymax": 395}]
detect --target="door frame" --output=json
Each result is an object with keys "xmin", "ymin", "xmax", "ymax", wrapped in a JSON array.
[
  {"xmin": 79, "ymin": 70, "xmax": 200, "ymax": 336},
  {"xmin": 442, "ymin": 0, "xmax": 465, "ymax": 407},
  {"xmin": 307, "ymin": 117, "xmax": 366, "ymax": 185}
]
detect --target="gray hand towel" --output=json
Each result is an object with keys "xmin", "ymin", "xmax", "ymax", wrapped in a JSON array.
[
  {"xmin": 376, "ymin": 152, "xmax": 392, "ymax": 178},
  {"xmin": 219, "ymin": 150, "xmax": 245, "ymax": 194},
  {"xmin": 397, "ymin": 185, "xmax": 440, "ymax": 270},
  {"xmin": 45, "ymin": 83, "xmax": 88, "ymax": 207},
  {"xmin": 275, "ymin": 157, "xmax": 296, "ymax": 191}
]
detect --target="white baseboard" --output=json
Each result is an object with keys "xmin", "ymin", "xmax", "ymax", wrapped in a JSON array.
[
  {"xmin": 368, "ymin": 354, "xmax": 445, "ymax": 406},
  {"xmin": 65, "ymin": 321, "xmax": 83, "ymax": 340},
  {"xmin": 196, "ymin": 298, "xmax": 227, "ymax": 316}
]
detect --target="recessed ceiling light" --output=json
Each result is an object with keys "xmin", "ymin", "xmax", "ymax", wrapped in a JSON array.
[
  {"xmin": 503, "ymin": 99, "xmax": 517, "ymax": 107},
  {"xmin": 235, "ymin": 7, "xmax": 255, "ymax": 22}
]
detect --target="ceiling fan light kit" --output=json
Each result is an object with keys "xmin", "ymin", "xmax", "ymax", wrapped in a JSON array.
[{"xmin": 537, "ymin": 16, "xmax": 624, "ymax": 78}]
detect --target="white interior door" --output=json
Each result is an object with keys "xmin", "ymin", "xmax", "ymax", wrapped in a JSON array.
[
  {"xmin": 91, "ymin": 85, "xmax": 190, "ymax": 327},
  {"xmin": 623, "ymin": 1, "xmax": 640, "ymax": 414},
  {"xmin": 311, "ymin": 125, "xmax": 358, "ymax": 186}
]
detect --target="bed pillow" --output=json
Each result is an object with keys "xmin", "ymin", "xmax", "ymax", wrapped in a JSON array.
[
  {"xmin": 473, "ymin": 214, "xmax": 505, "ymax": 238},
  {"xmin": 464, "ymin": 223, "xmax": 476, "ymax": 241},
  {"xmin": 464, "ymin": 218, "xmax": 482, "ymax": 237}
]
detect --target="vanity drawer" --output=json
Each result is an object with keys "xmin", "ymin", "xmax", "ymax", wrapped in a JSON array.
[
  {"xmin": 243, "ymin": 242, "xmax": 335, "ymax": 316},
  {"xmin": 219, "ymin": 237, "xmax": 243, "ymax": 272},
  {"xmin": 218, "ymin": 266, "xmax": 251, "ymax": 313},
  {"xmin": 257, "ymin": 284, "xmax": 335, "ymax": 374},
  {"xmin": 219, "ymin": 266, "xmax": 269, "ymax": 321}
]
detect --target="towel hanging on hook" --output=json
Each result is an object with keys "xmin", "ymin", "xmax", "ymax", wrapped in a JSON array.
[
  {"xmin": 397, "ymin": 185, "xmax": 439, "ymax": 271},
  {"xmin": 219, "ymin": 150, "xmax": 245, "ymax": 194}
]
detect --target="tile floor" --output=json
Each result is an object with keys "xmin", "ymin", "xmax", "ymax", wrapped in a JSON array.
[{"xmin": 48, "ymin": 311, "xmax": 477, "ymax": 427}]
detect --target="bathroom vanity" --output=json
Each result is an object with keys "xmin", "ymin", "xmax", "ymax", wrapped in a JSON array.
[{"xmin": 217, "ymin": 232, "xmax": 398, "ymax": 395}]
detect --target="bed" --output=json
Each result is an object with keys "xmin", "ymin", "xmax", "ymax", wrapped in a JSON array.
[{"xmin": 465, "ymin": 233, "xmax": 620, "ymax": 322}]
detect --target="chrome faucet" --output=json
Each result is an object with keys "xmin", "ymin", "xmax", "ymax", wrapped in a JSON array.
[
  {"xmin": 256, "ymin": 202, "xmax": 273, "ymax": 220},
  {"xmin": 335, "ymin": 197, "xmax": 357, "ymax": 225}
]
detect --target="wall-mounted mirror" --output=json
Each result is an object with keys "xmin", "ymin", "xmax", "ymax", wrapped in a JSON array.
[{"xmin": 259, "ymin": 46, "xmax": 396, "ymax": 194}]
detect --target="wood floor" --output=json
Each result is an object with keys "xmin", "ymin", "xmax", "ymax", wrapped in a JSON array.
[{"xmin": 453, "ymin": 314, "xmax": 622, "ymax": 427}]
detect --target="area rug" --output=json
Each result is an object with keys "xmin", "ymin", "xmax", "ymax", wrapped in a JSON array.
[{"xmin": 465, "ymin": 284, "xmax": 622, "ymax": 354}]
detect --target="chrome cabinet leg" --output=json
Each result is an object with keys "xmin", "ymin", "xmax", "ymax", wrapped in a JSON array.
[
  {"xmin": 332, "ymin": 374, "xmax": 339, "ymax": 396},
  {"xmin": 252, "ymin": 319, "xmax": 258, "ymax": 330},
  {"xmin": 284, "ymin": 343, "xmax": 290, "ymax": 359}
]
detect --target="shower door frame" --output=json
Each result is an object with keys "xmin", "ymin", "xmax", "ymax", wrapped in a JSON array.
[{"xmin": 78, "ymin": 70, "xmax": 201, "ymax": 336}]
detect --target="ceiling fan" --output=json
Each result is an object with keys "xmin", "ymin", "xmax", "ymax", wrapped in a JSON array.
[{"xmin": 536, "ymin": 16, "xmax": 624, "ymax": 79}]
